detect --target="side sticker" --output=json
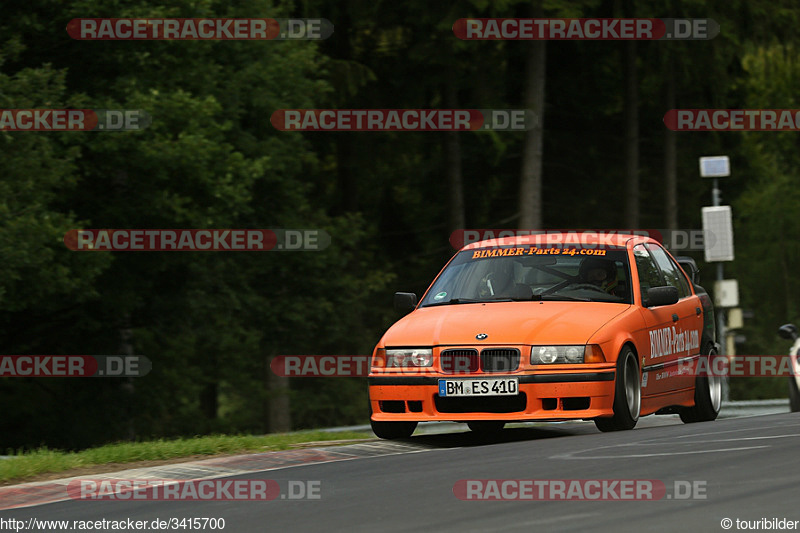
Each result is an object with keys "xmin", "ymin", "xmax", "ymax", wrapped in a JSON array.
[{"xmin": 649, "ymin": 326, "xmax": 699, "ymax": 358}]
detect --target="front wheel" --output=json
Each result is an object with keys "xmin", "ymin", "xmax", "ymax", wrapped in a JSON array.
[
  {"xmin": 370, "ymin": 420, "xmax": 417, "ymax": 439},
  {"xmin": 594, "ymin": 347, "xmax": 640, "ymax": 432},
  {"xmin": 680, "ymin": 347, "xmax": 722, "ymax": 423},
  {"xmin": 790, "ymin": 377, "xmax": 800, "ymax": 413}
]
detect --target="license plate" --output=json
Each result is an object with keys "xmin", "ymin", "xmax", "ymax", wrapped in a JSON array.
[{"xmin": 438, "ymin": 378, "xmax": 518, "ymax": 397}]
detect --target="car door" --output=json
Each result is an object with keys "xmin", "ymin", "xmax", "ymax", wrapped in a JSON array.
[
  {"xmin": 646, "ymin": 243, "xmax": 704, "ymax": 390},
  {"xmin": 633, "ymin": 243, "xmax": 699, "ymax": 396}
]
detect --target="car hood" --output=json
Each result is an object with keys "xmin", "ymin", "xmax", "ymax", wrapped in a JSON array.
[{"xmin": 381, "ymin": 301, "xmax": 631, "ymax": 347}]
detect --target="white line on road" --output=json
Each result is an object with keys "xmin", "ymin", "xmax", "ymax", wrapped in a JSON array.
[{"xmin": 552, "ymin": 445, "xmax": 769, "ymax": 460}]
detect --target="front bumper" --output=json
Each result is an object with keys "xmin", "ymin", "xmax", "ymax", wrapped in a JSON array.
[{"xmin": 368, "ymin": 370, "xmax": 616, "ymax": 422}]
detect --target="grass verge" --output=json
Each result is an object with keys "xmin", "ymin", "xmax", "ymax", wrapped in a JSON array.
[{"xmin": 0, "ymin": 431, "xmax": 372, "ymax": 484}]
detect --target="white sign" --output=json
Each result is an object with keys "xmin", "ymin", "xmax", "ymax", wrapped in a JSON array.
[
  {"xmin": 702, "ymin": 206, "xmax": 734, "ymax": 262},
  {"xmin": 699, "ymin": 156, "xmax": 730, "ymax": 177},
  {"xmin": 727, "ymin": 308, "xmax": 743, "ymax": 329},
  {"xmin": 714, "ymin": 279, "xmax": 739, "ymax": 308}
]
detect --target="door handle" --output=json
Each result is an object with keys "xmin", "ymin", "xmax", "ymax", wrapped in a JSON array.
[
  {"xmin": 696, "ymin": 307, "xmax": 702, "ymax": 316},
  {"xmin": 672, "ymin": 314, "xmax": 679, "ymax": 323}
]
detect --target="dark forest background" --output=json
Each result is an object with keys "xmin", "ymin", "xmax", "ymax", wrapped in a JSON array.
[{"xmin": 2, "ymin": 0, "xmax": 800, "ymax": 450}]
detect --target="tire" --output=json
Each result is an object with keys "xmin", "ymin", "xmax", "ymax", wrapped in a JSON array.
[
  {"xmin": 790, "ymin": 377, "xmax": 800, "ymax": 413},
  {"xmin": 370, "ymin": 420, "xmax": 417, "ymax": 439},
  {"xmin": 594, "ymin": 347, "xmax": 640, "ymax": 432},
  {"xmin": 467, "ymin": 421, "xmax": 505, "ymax": 433},
  {"xmin": 680, "ymin": 347, "xmax": 722, "ymax": 423}
]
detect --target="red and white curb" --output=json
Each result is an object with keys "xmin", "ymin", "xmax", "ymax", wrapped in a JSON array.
[{"xmin": 0, "ymin": 441, "xmax": 435, "ymax": 510}]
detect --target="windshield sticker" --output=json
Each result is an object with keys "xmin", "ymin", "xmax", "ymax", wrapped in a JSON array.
[
  {"xmin": 434, "ymin": 291, "xmax": 447, "ymax": 300},
  {"xmin": 471, "ymin": 247, "xmax": 607, "ymax": 259}
]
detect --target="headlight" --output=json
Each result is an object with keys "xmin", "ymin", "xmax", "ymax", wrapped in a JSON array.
[
  {"xmin": 386, "ymin": 348, "xmax": 433, "ymax": 368},
  {"xmin": 530, "ymin": 345, "xmax": 586, "ymax": 364},
  {"xmin": 564, "ymin": 346, "xmax": 583, "ymax": 363}
]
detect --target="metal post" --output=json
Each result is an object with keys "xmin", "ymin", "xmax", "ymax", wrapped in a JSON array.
[
  {"xmin": 716, "ymin": 262, "xmax": 725, "ymax": 349},
  {"xmin": 712, "ymin": 178, "xmax": 729, "ymax": 401}
]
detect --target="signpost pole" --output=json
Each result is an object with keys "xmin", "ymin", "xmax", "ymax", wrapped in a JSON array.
[
  {"xmin": 700, "ymin": 157, "xmax": 733, "ymax": 402},
  {"xmin": 712, "ymin": 177, "xmax": 726, "ymax": 361}
]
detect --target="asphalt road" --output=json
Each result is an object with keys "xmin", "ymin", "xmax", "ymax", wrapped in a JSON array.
[{"xmin": 2, "ymin": 410, "xmax": 798, "ymax": 533}]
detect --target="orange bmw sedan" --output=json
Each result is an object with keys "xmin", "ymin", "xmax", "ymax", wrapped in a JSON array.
[{"xmin": 368, "ymin": 233, "xmax": 721, "ymax": 438}]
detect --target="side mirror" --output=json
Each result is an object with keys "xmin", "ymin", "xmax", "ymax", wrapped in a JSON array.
[
  {"xmin": 394, "ymin": 292, "xmax": 418, "ymax": 314},
  {"xmin": 778, "ymin": 323, "xmax": 798, "ymax": 341},
  {"xmin": 675, "ymin": 256, "xmax": 699, "ymax": 285},
  {"xmin": 645, "ymin": 286, "xmax": 679, "ymax": 307}
]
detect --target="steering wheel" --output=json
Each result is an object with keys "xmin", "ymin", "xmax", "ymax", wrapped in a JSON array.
[{"xmin": 541, "ymin": 277, "xmax": 579, "ymax": 296}]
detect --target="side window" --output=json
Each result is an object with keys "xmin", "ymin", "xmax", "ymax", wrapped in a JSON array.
[
  {"xmin": 647, "ymin": 244, "xmax": 690, "ymax": 298},
  {"xmin": 633, "ymin": 244, "xmax": 662, "ymax": 302}
]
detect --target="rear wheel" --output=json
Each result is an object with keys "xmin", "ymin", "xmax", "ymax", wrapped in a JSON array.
[
  {"xmin": 467, "ymin": 421, "xmax": 505, "ymax": 433},
  {"xmin": 370, "ymin": 420, "xmax": 417, "ymax": 439},
  {"xmin": 790, "ymin": 377, "xmax": 800, "ymax": 413},
  {"xmin": 594, "ymin": 347, "xmax": 640, "ymax": 432},
  {"xmin": 680, "ymin": 347, "xmax": 722, "ymax": 423}
]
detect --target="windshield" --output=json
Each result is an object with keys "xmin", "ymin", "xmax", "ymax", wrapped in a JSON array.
[{"xmin": 420, "ymin": 245, "xmax": 632, "ymax": 306}]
